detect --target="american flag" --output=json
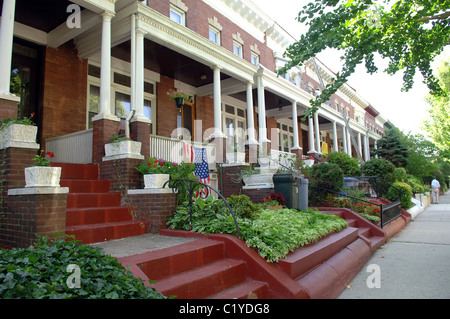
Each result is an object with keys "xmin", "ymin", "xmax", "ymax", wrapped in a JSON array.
[{"xmin": 183, "ymin": 142, "xmax": 210, "ymax": 197}]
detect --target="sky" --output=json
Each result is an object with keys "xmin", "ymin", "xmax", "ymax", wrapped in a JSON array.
[{"xmin": 256, "ymin": 0, "xmax": 447, "ymax": 136}]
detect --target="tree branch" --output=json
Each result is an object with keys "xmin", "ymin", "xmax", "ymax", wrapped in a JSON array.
[{"xmin": 417, "ymin": 11, "xmax": 450, "ymax": 23}]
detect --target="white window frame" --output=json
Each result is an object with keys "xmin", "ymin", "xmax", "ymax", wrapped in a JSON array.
[
  {"xmin": 277, "ymin": 119, "xmax": 294, "ymax": 153},
  {"xmin": 86, "ymin": 62, "xmax": 157, "ymax": 134},
  {"xmin": 170, "ymin": 5, "xmax": 186, "ymax": 26},
  {"xmin": 233, "ymin": 41, "xmax": 243, "ymax": 58},
  {"xmin": 222, "ymin": 103, "xmax": 247, "ymax": 152},
  {"xmin": 209, "ymin": 26, "xmax": 221, "ymax": 45}
]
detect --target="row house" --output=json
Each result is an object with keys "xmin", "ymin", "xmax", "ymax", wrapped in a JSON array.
[
  {"xmin": 0, "ymin": 0, "xmax": 389, "ymax": 246},
  {"xmin": 0, "ymin": 0, "xmax": 387, "ymax": 167}
]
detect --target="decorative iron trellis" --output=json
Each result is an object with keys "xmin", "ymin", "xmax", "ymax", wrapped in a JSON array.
[{"xmin": 163, "ymin": 179, "xmax": 242, "ymax": 238}]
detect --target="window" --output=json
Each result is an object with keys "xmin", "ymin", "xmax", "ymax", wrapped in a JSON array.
[
  {"xmin": 208, "ymin": 17, "xmax": 222, "ymax": 46},
  {"xmin": 170, "ymin": 6, "xmax": 185, "ymax": 25},
  {"xmin": 223, "ymin": 104, "xmax": 246, "ymax": 152},
  {"xmin": 233, "ymin": 42, "xmax": 242, "ymax": 58},
  {"xmin": 87, "ymin": 63, "xmax": 156, "ymax": 133},
  {"xmin": 277, "ymin": 121, "xmax": 294, "ymax": 152},
  {"xmin": 251, "ymin": 53, "xmax": 259, "ymax": 66},
  {"xmin": 209, "ymin": 27, "xmax": 220, "ymax": 45}
]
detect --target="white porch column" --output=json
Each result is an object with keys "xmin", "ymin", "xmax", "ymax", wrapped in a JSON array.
[
  {"xmin": 332, "ymin": 121, "xmax": 339, "ymax": 152},
  {"xmin": 374, "ymin": 140, "xmax": 378, "ymax": 158},
  {"xmin": 257, "ymin": 76, "xmax": 269, "ymax": 146},
  {"xmin": 132, "ymin": 28, "xmax": 150, "ymax": 122},
  {"xmin": 246, "ymin": 82, "xmax": 257, "ymax": 145},
  {"xmin": 291, "ymin": 101, "xmax": 301, "ymax": 151},
  {"xmin": 93, "ymin": 12, "xmax": 116, "ymax": 121},
  {"xmin": 346, "ymin": 127, "xmax": 352, "ymax": 156},
  {"xmin": 364, "ymin": 134, "xmax": 370, "ymax": 161},
  {"xmin": 314, "ymin": 111, "xmax": 321, "ymax": 154},
  {"xmin": 342, "ymin": 125, "xmax": 347, "ymax": 154},
  {"xmin": 308, "ymin": 116, "xmax": 316, "ymax": 154},
  {"xmin": 0, "ymin": 0, "xmax": 16, "ymax": 95},
  {"xmin": 357, "ymin": 132, "xmax": 362, "ymax": 157},
  {"xmin": 211, "ymin": 66, "xmax": 225, "ymax": 138}
]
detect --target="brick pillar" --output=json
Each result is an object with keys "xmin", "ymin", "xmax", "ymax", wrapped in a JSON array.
[
  {"xmin": 0, "ymin": 96, "xmax": 19, "ymax": 120},
  {"xmin": 130, "ymin": 121, "xmax": 150, "ymax": 158},
  {"xmin": 3, "ymin": 190, "xmax": 68, "ymax": 248},
  {"xmin": 100, "ymin": 157, "xmax": 144, "ymax": 192},
  {"xmin": 92, "ymin": 118, "xmax": 120, "ymax": 164}
]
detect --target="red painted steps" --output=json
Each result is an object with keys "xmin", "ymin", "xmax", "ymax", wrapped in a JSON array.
[
  {"xmin": 53, "ymin": 163, "xmax": 147, "ymax": 244},
  {"xmin": 117, "ymin": 239, "xmax": 269, "ymax": 299}
]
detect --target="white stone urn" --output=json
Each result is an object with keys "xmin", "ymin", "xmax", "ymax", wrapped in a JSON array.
[
  {"xmin": 25, "ymin": 166, "xmax": 62, "ymax": 188},
  {"xmin": 226, "ymin": 152, "xmax": 245, "ymax": 164},
  {"xmin": 144, "ymin": 174, "xmax": 170, "ymax": 189},
  {"xmin": 0, "ymin": 124, "xmax": 38, "ymax": 149},
  {"xmin": 105, "ymin": 140, "xmax": 142, "ymax": 157}
]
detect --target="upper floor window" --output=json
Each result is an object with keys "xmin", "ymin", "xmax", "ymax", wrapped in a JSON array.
[
  {"xmin": 233, "ymin": 42, "xmax": 243, "ymax": 58},
  {"xmin": 169, "ymin": 0, "xmax": 188, "ymax": 26},
  {"xmin": 208, "ymin": 17, "xmax": 222, "ymax": 45},
  {"xmin": 250, "ymin": 44, "xmax": 260, "ymax": 66}
]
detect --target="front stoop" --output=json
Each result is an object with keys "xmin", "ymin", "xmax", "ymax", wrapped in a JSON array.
[
  {"xmin": 117, "ymin": 239, "xmax": 269, "ymax": 299},
  {"xmin": 54, "ymin": 163, "xmax": 147, "ymax": 244}
]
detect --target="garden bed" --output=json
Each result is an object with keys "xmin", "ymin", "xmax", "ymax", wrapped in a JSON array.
[{"xmin": 166, "ymin": 195, "xmax": 348, "ymax": 263}]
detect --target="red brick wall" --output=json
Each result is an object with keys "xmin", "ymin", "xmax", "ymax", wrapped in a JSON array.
[
  {"xmin": 100, "ymin": 158, "xmax": 144, "ymax": 192},
  {"xmin": 1, "ymin": 193, "xmax": 67, "ymax": 248},
  {"xmin": 156, "ymin": 75, "xmax": 178, "ymax": 138},
  {"xmin": 195, "ymin": 95, "xmax": 214, "ymax": 141},
  {"xmin": 128, "ymin": 192, "xmax": 177, "ymax": 233},
  {"xmin": 41, "ymin": 41, "xmax": 87, "ymax": 148}
]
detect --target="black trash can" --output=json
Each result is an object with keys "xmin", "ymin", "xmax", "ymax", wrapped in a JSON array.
[{"xmin": 273, "ymin": 173, "xmax": 294, "ymax": 208}]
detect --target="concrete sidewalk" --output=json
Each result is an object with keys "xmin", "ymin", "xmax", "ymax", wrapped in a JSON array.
[{"xmin": 338, "ymin": 192, "xmax": 450, "ymax": 299}]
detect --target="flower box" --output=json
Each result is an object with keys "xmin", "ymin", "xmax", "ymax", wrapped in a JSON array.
[
  {"xmin": 25, "ymin": 166, "xmax": 61, "ymax": 188},
  {"xmin": 104, "ymin": 140, "xmax": 142, "ymax": 157},
  {"xmin": 226, "ymin": 152, "xmax": 245, "ymax": 164},
  {"xmin": 144, "ymin": 174, "xmax": 170, "ymax": 189},
  {"xmin": 0, "ymin": 123, "xmax": 38, "ymax": 149}
]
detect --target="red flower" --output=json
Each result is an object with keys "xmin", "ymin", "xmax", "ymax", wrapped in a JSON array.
[{"xmin": 46, "ymin": 152, "xmax": 55, "ymax": 158}]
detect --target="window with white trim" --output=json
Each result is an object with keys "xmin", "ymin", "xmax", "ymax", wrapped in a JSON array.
[
  {"xmin": 209, "ymin": 27, "xmax": 221, "ymax": 45},
  {"xmin": 233, "ymin": 41, "xmax": 243, "ymax": 58},
  {"xmin": 87, "ymin": 63, "xmax": 156, "ymax": 133},
  {"xmin": 223, "ymin": 104, "xmax": 246, "ymax": 151},
  {"xmin": 170, "ymin": 5, "xmax": 185, "ymax": 26},
  {"xmin": 277, "ymin": 120, "xmax": 294, "ymax": 153}
]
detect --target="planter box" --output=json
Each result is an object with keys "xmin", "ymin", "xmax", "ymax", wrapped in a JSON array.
[
  {"xmin": 226, "ymin": 152, "xmax": 245, "ymax": 164},
  {"xmin": 144, "ymin": 174, "xmax": 170, "ymax": 189},
  {"xmin": 105, "ymin": 140, "xmax": 142, "ymax": 157},
  {"xmin": 0, "ymin": 124, "xmax": 39, "ymax": 150},
  {"xmin": 304, "ymin": 159, "xmax": 314, "ymax": 167},
  {"xmin": 25, "ymin": 166, "xmax": 61, "ymax": 188}
]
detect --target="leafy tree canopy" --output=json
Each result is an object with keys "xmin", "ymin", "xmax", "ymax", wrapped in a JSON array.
[{"xmin": 280, "ymin": 0, "xmax": 450, "ymax": 115}]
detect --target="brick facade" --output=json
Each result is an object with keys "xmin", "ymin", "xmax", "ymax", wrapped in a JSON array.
[
  {"xmin": 100, "ymin": 158, "xmax": 144, "ymax": 192},
  {"xmin": 41, "ymin": 41, "xmax": 88, "ymax": 149}
]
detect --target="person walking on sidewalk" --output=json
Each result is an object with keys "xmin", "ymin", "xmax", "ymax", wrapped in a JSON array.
[{"xmin": 431, "ymin": 177, "xmax": 441, "ymax": 204}]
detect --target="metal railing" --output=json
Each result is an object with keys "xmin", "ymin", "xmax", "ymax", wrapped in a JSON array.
[
  {"xmin": 309, "ymin": 176, "xmax": 405, "ymax": 228},
  {"xmin": 163, "ymin": 179, "xmax": 242, "ymax": 238}
]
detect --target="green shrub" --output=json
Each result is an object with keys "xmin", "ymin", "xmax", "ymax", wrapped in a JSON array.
[
  {"xmin": 394, "ymin": 167, "xmax": 407, "ymax": 182},
  {"xmin": 167, "ymin": 196, "xmax": 348, "ymax": 263},
  {"xmin": 388, "ymin": 182, "xmax": 413, "ymax": 209},
  {"xmin": 361, "ymin": 158, "xmax": 396, "ymax": 183},
  {"xmin": 310, "ymin": 162, "xmax": 344, "ymax": 189},
  {"xmin": 0, "ymin": 236, "xmax": 166, "ymax": 299},
  {"xmin": 406, "ymin": 175, "xmax": 425, "ymax": 194},
  {"xmin": 327, "ymin": 152, "xmax": 361, "ymax": 177}
]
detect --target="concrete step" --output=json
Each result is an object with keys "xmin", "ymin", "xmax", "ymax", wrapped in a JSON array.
[
  {"xmin": 60, "ymin": 179, "xmax": 111, "ymax": 193},
  {"xmin": 53, "ymin": 162, "xmax": 99, "ymax": 180},
  {"xmin": 66, "ymin": 192, "xmax": 122, "ymax": 209},
  {"xmin": 66, "ymin": 206, "xmax": 133, "ymax": 227}
]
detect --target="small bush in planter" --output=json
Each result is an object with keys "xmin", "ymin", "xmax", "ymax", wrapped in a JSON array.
[
  {"xmin": 0, "ymin": 236, "xmax": 166, "ymax": 299},
  {"xmin": 388, "ymin": 181, "xmax": 413, "ymax": 209},
  {"xmin": 327, "ymin": 152, "xmax": 361, "ymax": 177}
]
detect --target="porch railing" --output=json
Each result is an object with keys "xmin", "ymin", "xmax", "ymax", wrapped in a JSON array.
[
  {"xmin": 46, "ymin": 129, "xmax": 93, "ymax": 164},
  {"xmin": 149, "ymin": 135, "xmax": 216, "ymax": 166}
]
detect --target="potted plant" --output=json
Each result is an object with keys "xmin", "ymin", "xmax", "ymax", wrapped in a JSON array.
[
  {"xmin": 25, "ymin": 151, "xmax": 61, "ymax": 188},
  {"xmin": 232, "ymin": 164, "xmax": 274, "ymax": 188},
  {"xmin": 0, "ymin": 113, "xmax": 38, "ymax": 149},
  {"xmin": 136, "ymin": 157, "xmax": 171, "ymax": 189},
  {"xmin": 104, "ymin": 134, "xmax": 142, "ymax": 157},
  {"xmin": 263, "ymin": 192, "xmax": 286, "ymax": 209},
  {"xmin": 167, "ymin": 88, "xmax": 192, "ymax": 108}
]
